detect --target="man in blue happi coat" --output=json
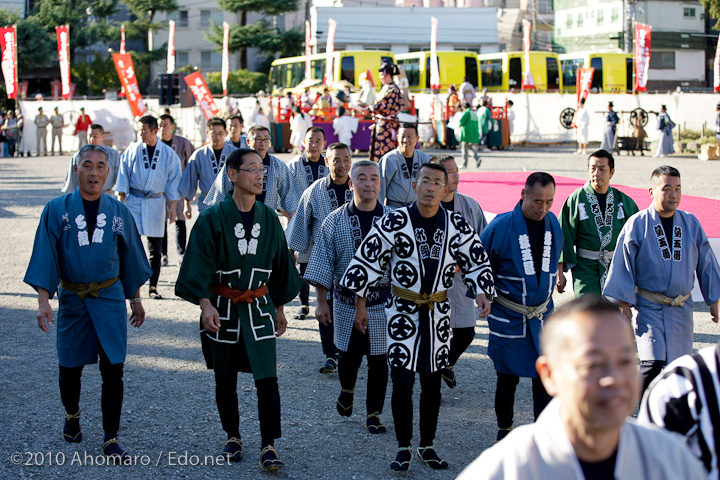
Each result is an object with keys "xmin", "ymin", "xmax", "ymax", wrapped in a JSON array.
[
  {"xmin": 25, "ymin": 144, "xmax": 151, "ymax": 462},
  {"xmin": 480, "ymin": 172, "xmax": 563, "ymax": 442}
]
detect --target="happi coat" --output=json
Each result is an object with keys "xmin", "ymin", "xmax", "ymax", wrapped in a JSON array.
[
  {"xmin": 603, "ymin": 206, "xmax": 720, "ymax": 363},
  {"xmin": 166, "ymin": 134, "xmax": 196, "ymax": 219},
  {"xmin": 115, "ymin": 140, "xmax": 182, "ymax": 237},
  {"xmin": 457, "ymin": 398, "xmax": 707, "ymax": 480},
  {"xmin": 286, "ymin": 175, "xmax": 353, "ymax": 264},
  {"xmin": 377, "ymin": 147, "xmax": 431, "ymax": 208},
  {"xmin": 480, "ymin": 201, "xmax": 563, "ymax": 378},
  {"xmin": 305, "ymin": 202, "xmax": 392, "ymax": 355},
  {"xmin": 287, "ymin": 153, "xmax": 329, "ymax": 194},
  {"xmin": 24, "ymin": 190, "xmax": 151, "ymax": 367},
  {"xmin": 341, "ymin": 205, "xmax": 495, "ymax": 373},
  {"xmin": 61, "ymin": 146, "xmax": 121, "ymax": 193},
  {"xmin": 179, "ymin": 143, "xmax": 237, "ymax": 214},
  {"xmin": 369, "ymin": 82, "xmax": 403, "ymax": 163},
  {"xmin": 175, "ymin": 194, "xmax": 302, "ymax": 379},
  {"xmin": 444, "ymin": 192, "xmax": 488, "ymax": 328},
  {"xmin": 600, "ymin": 110, "xmax": 620, "ymax": 151},
  {"xmin": 559, "ymin": 182, "xmax": 639, "ymax": 295},
  {"xmin": 203, "ymin": 154, "xmax": 301, "ymax": 215}
]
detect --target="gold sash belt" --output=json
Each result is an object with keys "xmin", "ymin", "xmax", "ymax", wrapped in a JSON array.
[
  {"xmin": 60, "ymin": 277, "xmax": 119, "ymax": 300},
  {"xmin": 391, "ymin": 285, "xmax": 447, "ymax": 310},
  {"xmin": 635, "ymin": 287, "xmax": 691, "ymax": 307},
  {"xmin": 494, "ymin": 294, "xmax": 550, "ymax": 319}
]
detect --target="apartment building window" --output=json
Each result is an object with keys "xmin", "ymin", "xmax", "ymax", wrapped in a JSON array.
[
  {"xmin": 649, "ymin": 51, "xmax": 675, "ymax": 70},
  {"xmin": 176, "ymin": 51, "xmax": 189, "ymax": 69},
  {"xmin": 566, "ymin": 14, "xmax": 572, "ymax": 29},
  {"xmin": 200, "ymin": 10, "xmax": 224, "ymax": 28},
  {"xmin": 577, "ymin": 12, "xmax": 583, "ymax": 28},
  {"xmin": 201, "ymin": 51, "xmax": 222, "ymax": 71},
  {"xmin": 168, "ymin": 10, "xmax": 189, "ymax": 28},
  {"xmin": 684, "ymin": 7, "xmax": 696, "ymax": 18},
  {"xmin": 597, "ymin": 9, "xmax": 603, "ymax": 25},
  {"xmin": 611, "ymin": 7, "xmax": 619, "ymax": 23}
]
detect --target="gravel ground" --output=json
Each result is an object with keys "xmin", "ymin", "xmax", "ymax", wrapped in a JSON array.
[{"xmin": 1, "ymin": 144, "xmax": 719, "ymax": 479}]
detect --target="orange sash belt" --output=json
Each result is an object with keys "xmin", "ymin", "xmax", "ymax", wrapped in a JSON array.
[{"xmin": 211, "ymin": 284, "xmax": 268, "ymax": 304}]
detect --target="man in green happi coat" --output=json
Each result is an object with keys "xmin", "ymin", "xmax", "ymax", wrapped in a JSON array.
[
  {"xmin": 557, "ymin": 149, "xmax": 639, "ymax": 296},
  {"xmin": 176, "ymin": 148, "xmax": 302, "ymax": 472}
]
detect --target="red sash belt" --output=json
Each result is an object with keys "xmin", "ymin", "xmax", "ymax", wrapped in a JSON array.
[{"xmin": 211, "ymin": 284, "xmax": 268, "ymax": 304}]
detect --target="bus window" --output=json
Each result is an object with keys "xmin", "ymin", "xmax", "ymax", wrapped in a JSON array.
[
  {"xmin": 425, "ymin": 57, "xmax": 441, "ymax": 90},
  {"xmin": 590, "ymin": 57, "xmax": 603, "ymax": 91},
  {"xmin": 561, "ymin": 59, "xmax": 581, "ymax": 88},
  {"xmin": 465, "ymin": 57, "xmax": 478, "ymax": 87},
  {"xmin": 311, "ymin": 59, "xmax": 326, "ymax": 82},
  {"xmin": 400, "ymin": 59, "xmax": 420, "ymax": 87},
  {"xmin": 509, "ymin": 57, "xmax": 522, "ymax": 88},
  {"xmin": 546, "ymin": 57, "xmax": 559, "ymax": 90},
  {"xmin": 626, "ymin": 57, "xmax": 634, "ymax": 92},
  {"xmin": 269, "ymin": 66, "xmax": 279, "ymax": 88},
  {"xmin": 341, "ymin": 56, "xmax": 354, "ymax": 84},
  {"xmin": 480, "ymin": 59, "xmax": 503, "ymax": 87}
]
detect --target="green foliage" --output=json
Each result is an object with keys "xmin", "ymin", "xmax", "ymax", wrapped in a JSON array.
[
  {"xmin": 0, "ymin": 9, "xmax": 56, "ymax": 73},
  {"xmin": 204, "ymin": 69, "xmax": 268, "ymax": 95},
  {"xmin": 34, "ymin": 0, "xmax": 121, "ymax": 53},
  {"xmin": 207, "ymin": 21, "xmax": 303, "ymax": 61},
  {"xmin": 680, "ymin": 128, "xmax": 702, "ymax": 141},
  {"xmin": 218, "ymin": 0, "xmax": 299, "ymax": 16},
  {"xmin": 71, "ymin": 53, "xmax": 119, "ymax": 95},
  {"xmin": 701, "ymin": 0, "xmax": 720, "ymax": 29}
]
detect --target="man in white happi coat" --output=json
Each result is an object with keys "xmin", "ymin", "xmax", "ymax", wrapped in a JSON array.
[
  {"xmin": 429, "ymin": 154, "xmax": 487, "ymax": 389},
  {"xmin": 287, "ymin": 126, "xmax": 329, "ymax": 322},
  {"xmin": 179, "ymin": 117, "xmax": 236, "ymax": 217},
  {"xmin": 203, "ymin": 126, "xmax": 301, "ymax": 218},
  {"xmin": 304, "ymin": 160, "xmax": 392, "ymax": 433},
  {"xmin": 458, "ymin": 295, "xmax": 707, "ymax": 480},
  {"xmin": 341, "ymin": 163, "xmax": 494, "ymax": 471},
  {"xmin": 604, "ymin": 165, "xmax": 720, "ymax": 393},
  {"xmin": 62, "ymin": 124, "xmax": 121, "ymax": 196},
  {"xmin": 115, "ymin": 115, "xmax": 182, "ymax": 300},
  {"xmin": 286, "ymin": 142, "xmax": 353, "ymax": 374},
  {"xmin": 159, "ymin": 113, "xmax": 195, "ymax": 265},
  {"xmin": 377, "ymin": 124, "xmax": 431, "ymax": 208}
]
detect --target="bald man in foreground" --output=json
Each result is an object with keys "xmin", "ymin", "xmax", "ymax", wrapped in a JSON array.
[{"xmin": 458, "ymin": 295, "xmax": 705, "ymax": 479}]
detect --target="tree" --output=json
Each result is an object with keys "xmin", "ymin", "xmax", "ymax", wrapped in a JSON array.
[
  {"xmin": 212, "ymin": 0, "xmax": 301, "ymax": 69},
  {"xmin": 701, "ymin": 0, "xmax": 720, "ymax": 29},
  {"xmin": 0, "ymin": 9, "xmax": 56, "ymax": 74},
  {"xmin": 122, "ymin": 0, "xmax": 178, "ymax": 51},
  {"xmin": 204, "ymin": 69, "xmax": 268, "ymax": 95}
]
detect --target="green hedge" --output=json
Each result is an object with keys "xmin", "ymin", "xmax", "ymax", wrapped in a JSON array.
[{"xmin": 203, "ymin": 70, "xmax": 269, "ymax": 95}]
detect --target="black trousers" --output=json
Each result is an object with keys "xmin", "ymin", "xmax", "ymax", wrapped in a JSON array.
[
  {"xmin": 494, "ymin": 371, "xmax": 551, "ymax": 429},
  {"xmin": 640, "ymin": 360, "xmax": 666, "ymax": 395},
  {"xmin": 58, "ymin": 346, "xmax": 124, "ymax": 436},
  {"xmin": 391, "ymin": 367, "xmax": 442, "ymax": 448},
  {"xmin": 318, "ymin": 295, "xmax": 337, "ymax": 359},
  {"xmin": 161, "ymin": 220, "xmax": 187, "ymax": 257},
  {"xmin": 338, "ymin": 327, "xmax": 388, "ymax": 415},
  {"xmin": 298, "ymin": 263, "xmax": 310, "ymax": 306},
  {"xmin": 215, "ymin": 372, "xmax": 281, "ymax": 448},
  {"xmin": 146, "ymin": 236, "xmax": 163, "ymax": 288},
  {"xmin": 448, "ymin": 327, "xmax": 475, "ymax": 367}
]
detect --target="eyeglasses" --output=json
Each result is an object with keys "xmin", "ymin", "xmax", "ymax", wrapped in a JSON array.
[
  {"xmin": 236, "ymin": 168, "xmax": 263, "ymax": 175},
  {"xmin": 420, "ymin": 179, "xmax": 446, "ymax": 188},
  {"xmin": 251, "ymin": 137, "xmax": 271, "ymax": 144}
]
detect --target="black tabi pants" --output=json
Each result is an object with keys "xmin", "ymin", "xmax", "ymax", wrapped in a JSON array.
[
  {"xmin": 640, "ymin": 360, "xmax": 666, "ymax": 395},
  {"xmin": 338, "ymin": 327, "xmax": 388, "ymax": 415},
  {"xmin": 214, "ymin": 372, "xmax": 281, "ymax": 448},
  {"xmin": 298, "ymin": 263, "xmax": 310, "ymax": 306},
  {"xmin": 146, "ymin": 236, "xmax": 163, "ymax": 288},
  {"xmin": 58, "ymin": 346, "xmax": 124, "ymax": 436},
  {"xmin": 161, "ymin": 220, "xmax": 187, "ymax": 257},
  {"xmin": 391, "ymin": 367, "xmax": 442, "ymax": 448},
  {"xmin": 448, "ymin": 327, "xmax": 476, "ymax": 367},
  {"xmin": 297, "ymin": 264, "xmax": 336, "ymax": 357},
  {"xmin": 494, "ymin": 371, "xmax": 551, "ymax": 429}
]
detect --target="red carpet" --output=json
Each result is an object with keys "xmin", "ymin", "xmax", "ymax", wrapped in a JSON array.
[{"xmin": 458, "ymin": 172, "xmax": 720, "ymax": 237}]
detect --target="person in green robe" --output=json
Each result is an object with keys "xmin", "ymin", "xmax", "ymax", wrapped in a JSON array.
[
  {"xmin": 557, "ymin": 149, "xmax": 639, "ymax": 296},
  {"xmin": 175, "ymin": 148, "xmax": 302, "ymax": 472}
]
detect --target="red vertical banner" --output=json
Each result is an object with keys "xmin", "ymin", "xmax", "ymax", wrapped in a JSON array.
[
  {"xmin": 112, "ymin": 53, "xmax": 147, "ymax": 117},
  {"xmin": 222, "ymin": 21, "xmax": 229, "ymax": 96},
  {"xmin": 576, "ymin": 67, "xmax": 595, "ymax": 105},
  {"xmin": 56, "ymin": 25, "xmax": 71, "ymax": 99},
  {"xmin": 324, "ymin": 18, "xmax": 337, "ymax": 86},
  {"xmin": 521, "ymin": 20, "xmax": 535, "ymax": 90},
  {"xmin": 714, "ymin": 34, "xmax": 720, "ymax": 93},
  {"xmin": 429, "ymin": 17, "xmax": 441, "ymax": 91},
  {"xmin": 305, "ymin": 20, "xmax": 312, "ymax": 81},
  {"xmin": 167, "ymin": 20, "xmax": 175, "ymax": 74},
  {"xmin": 120, "ymin": 24, "xmax": 125, "ymax": 53},
  {"xmin": 0, "ymin": 25, "xmax": 18, "ymax": 99},
  {"xmin": 184, "ymin": 71, "xmax": 219, "ymax": 120},
  {"xmin": 634, "ymin": 22, "xmax": 652, "ymax": 92}
]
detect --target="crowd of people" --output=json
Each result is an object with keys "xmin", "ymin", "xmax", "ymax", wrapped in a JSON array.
[{"xmin": 21, "ymin": 97, "xmax": 720, "ymax": 477}]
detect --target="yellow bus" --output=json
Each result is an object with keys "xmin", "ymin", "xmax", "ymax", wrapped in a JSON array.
[
  {"xmin": 395, "ymin": 51, "xmax": 480, "ymax": 93},
  {"xmin": 477, "ymin": 52, "xmax": 562, "ymax": 92},
  {"xmin": 269, "ymin": 50, "xmax": 395, "ymax": 92},
  {"xmin": 559, "ymin": 52, "xmax": 634, "ymax": 93}
]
